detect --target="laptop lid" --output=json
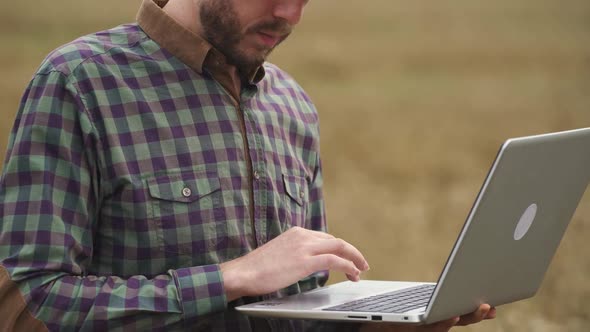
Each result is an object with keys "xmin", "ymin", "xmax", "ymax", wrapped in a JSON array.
[{"xmin": 424, "ymin": 127, "xmax": 590, "ymax": 323}]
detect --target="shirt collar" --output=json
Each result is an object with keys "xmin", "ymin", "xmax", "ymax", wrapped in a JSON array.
[{"xmin": 136, "ymin": 0, "xmax": 265, "ymax": 86}]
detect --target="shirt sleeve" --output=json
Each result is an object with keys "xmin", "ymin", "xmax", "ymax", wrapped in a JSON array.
[{"xmin": 0, "ymin": 70, "xmax": 227, "ymax": 331}]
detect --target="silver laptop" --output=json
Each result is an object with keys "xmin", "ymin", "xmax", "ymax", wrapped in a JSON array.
[{"xmin": 237, "ymin": 127, "xmax": 590, "ymax": 324}]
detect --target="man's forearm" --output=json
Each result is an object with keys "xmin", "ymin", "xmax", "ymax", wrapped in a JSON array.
[{"xmin": 1, "ymin": 263, "xmax": 227, "ymax": 330}]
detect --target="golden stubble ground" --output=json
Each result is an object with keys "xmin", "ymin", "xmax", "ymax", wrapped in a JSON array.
[{"xmin": 1, "ymin": 1, "xmax": 589, "ymax": 331}]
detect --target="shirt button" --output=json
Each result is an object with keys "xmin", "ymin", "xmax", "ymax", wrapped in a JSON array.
[
  {"xmin": 299, "ymin": 190, "xmax": 305, "ymax": 199},
  {"xmin": 182, "ymin": 187, "xmax": 192, "ymax": 198},
  {"xmin": 253, "ymin": 171, "xmax": 261, "ymax": 180}
]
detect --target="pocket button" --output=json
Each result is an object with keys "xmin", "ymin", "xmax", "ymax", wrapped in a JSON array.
[{"xmin": 181, "ymin": 187, "xmax": 192, "ymax": 198}]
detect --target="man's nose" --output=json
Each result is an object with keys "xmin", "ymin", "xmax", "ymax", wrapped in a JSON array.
[{"xmin": 273, "ymin": 0, "xmax": 306, "ymax": 26}]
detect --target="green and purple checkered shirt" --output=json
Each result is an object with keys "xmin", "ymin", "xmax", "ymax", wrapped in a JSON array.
[{"xmin": 0, "ymin": 1, "xmax": 354, "ymax": 331}]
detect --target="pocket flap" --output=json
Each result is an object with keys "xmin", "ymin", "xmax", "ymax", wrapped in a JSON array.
[
  {"xmin": 148, "ymin": 172, "xmax": 220, "ymax": 203},
  {"xmin": 282, "ymin": 173, "xmax": 307, "ymax": 206}
]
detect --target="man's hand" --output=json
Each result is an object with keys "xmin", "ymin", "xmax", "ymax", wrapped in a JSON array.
[
  {"xmin": 220, "ymin": 227, "xmax": 369, "ymax": 301},
  {"xmin": 360, "ymin": 304, "xmax": 497, "ymax": 332}
]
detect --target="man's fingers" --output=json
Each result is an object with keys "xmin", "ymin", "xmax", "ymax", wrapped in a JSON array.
[
  {"xmin": 456, "ymin": 304, "xmax": 492, "ymax": 326},
  {"xmin": 307, "ymin": 229, "xmax": 335, "ymax": 239},
  {"xmin": 286, "ymin": 226, "xmax": 334, "ymax": 239},
  {"xmin": 308, "ymin": 254, "xmax": 361, "ymax": 280},
  {"xmin": 484, "ymin": 307, "xmax": 497, "ymax": 320},
  {"xmin": 287, "ymin": 228, "xmax": 369, "ymax": 271},
  {"xmin": 428, "ymin": 316, "xmax": 460, "ymax": 332},
  {"xmin": 309, "ymin": 238, "xmax": 369, "ymax": 271}
]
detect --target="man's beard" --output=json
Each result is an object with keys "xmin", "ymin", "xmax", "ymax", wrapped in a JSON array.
[{"xmin": 199, "ymin": 0, "xmax": 291, "ymax": 80}]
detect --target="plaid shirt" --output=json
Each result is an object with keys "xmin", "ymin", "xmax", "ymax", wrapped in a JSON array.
[{"xmin": 0, "ymin": 1, "xmax": 360, "ymax": 331}]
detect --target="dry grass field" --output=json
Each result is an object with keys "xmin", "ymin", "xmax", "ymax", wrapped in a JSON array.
[{"xmin": 1, "ymin": 1, "xmax": 589, "ymax": 331}]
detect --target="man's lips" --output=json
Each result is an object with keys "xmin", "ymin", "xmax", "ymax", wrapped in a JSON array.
[{"xmin": 256, "ymin": 31, "xmax": 281, "ymax": 48}]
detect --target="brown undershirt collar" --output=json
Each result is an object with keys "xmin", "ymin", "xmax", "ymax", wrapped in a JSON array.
[{"xmin": 136, "ymin": 0, "xmax": 265, "ymax": 102}]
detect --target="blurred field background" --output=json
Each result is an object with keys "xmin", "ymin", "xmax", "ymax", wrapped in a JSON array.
[{"xmin": 1, "ymin": 0, "xmax": 589, "ymax": 331}]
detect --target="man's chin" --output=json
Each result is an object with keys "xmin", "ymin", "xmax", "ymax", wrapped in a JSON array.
[{"xmin": 228, "ymin": 50, "xmax": 269, "ymax": 72}]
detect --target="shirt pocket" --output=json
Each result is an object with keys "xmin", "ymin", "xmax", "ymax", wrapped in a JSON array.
[
  {"xmin": 147, "ymin": 170, "xmax": 221, "ymax": 255},
  {"xmin": 282, "ymin": 173, "xmax": 309, "ymax": 229}
]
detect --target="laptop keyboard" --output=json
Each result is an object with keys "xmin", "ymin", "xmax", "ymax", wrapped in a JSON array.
[{"xmin": 322, "ymin": 284, "xmax": 435, "ymax": 313}]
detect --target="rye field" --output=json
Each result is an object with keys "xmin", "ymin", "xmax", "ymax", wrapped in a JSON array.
[{"xmin": 0, "ymin": 1, "xmax": 589, "ymax": 331}]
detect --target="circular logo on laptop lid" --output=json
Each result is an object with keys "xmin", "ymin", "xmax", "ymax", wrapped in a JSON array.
[{"xmin": 514, "ymin": 203, "xmax": 538, "ymax": 240}]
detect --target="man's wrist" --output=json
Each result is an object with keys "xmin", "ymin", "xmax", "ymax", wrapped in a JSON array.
[{"xmin": 220, "ymin": 258, "xmax": 247, "ymax": 302}]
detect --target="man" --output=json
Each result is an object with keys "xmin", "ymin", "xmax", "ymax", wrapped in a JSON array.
[{"xmin": 0, "ymin": 0, "xmax": 495, "ymax": 331}]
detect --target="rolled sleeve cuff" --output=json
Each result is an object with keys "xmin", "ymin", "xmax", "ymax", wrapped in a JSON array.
[{"xmin": 171, "ymin": 264, "xmax": 227, "ymax": 322}]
